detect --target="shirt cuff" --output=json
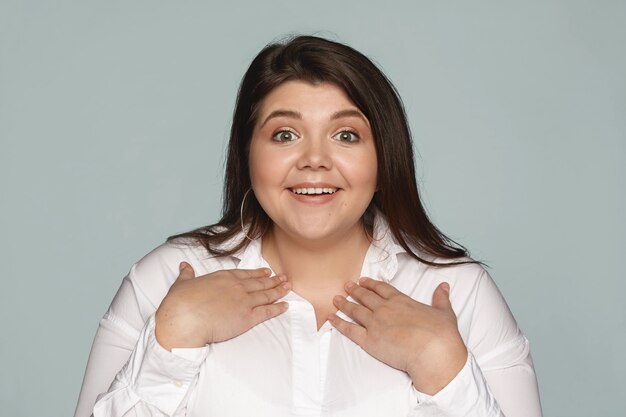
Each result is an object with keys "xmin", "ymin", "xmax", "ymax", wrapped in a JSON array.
[
  {"xmin": 124, "ymin": 314, "xmax": 210, "ymax": 415},
  {"xmin": 410, "ymin": 352, "xmax": 502, "ymax": 417}
]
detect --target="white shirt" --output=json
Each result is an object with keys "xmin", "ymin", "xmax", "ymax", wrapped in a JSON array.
[{"xmin": 75, "ymin": 216, "xmax": 542, "ymax": 417}]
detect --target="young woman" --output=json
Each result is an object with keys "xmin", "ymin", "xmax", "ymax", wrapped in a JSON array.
[{"xmin": 75, "ymin": 36, "xmax": 542, "ymax": 417}]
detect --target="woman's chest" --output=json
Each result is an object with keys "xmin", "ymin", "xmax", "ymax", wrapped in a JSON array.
[{"xmin": 186, "ymin": 295, "xmax": 419, "ymax": 417}]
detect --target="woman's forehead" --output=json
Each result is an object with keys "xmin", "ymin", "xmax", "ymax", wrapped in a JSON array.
[{"xmin": 255, "ymin": 80, "xmax": 368, "ymax": 126}]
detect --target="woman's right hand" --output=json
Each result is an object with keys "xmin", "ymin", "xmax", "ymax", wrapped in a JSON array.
[{"xmin": 155, "ymin": 262, "xmax": 290, "ymax": 351}]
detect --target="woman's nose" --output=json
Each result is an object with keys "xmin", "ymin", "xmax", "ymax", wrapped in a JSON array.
[{"xmin": 296, "ymin": 137, "xmax": 332, "ymax": 170}]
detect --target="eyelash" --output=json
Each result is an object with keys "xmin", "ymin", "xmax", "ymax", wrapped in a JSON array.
[
  {"xmin": 272, "ymin": 129, "xmax": 299, "ymax": 142},
  {"xmin": 271, "ymin": 129, "xmax": 360, "ymax": 143},
  {"xmin": 334, "ymin": 129, "xmax": 360, "ymax": 143}
]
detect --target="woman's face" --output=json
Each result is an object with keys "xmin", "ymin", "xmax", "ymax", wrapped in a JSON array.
[{"xmin": 249, "ymin": 80, "xmax": 378, "ymax": 243}]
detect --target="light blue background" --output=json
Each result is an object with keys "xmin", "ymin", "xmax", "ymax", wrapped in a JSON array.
[{"xmin": 1, "ymin": 1, "xmax": 624, "ymax": 416}]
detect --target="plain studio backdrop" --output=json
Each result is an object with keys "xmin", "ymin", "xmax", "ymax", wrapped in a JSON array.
[{"xmin": 1, "ymin": 1, "xmax": 624, "ymax": 416}]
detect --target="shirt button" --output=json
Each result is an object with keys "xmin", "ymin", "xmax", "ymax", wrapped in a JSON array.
[{"xmin": 173, "ymin": 379, "xmax": 183, "ymax": 387}]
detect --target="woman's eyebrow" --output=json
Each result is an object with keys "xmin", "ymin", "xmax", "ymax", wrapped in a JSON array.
[
  {"xmin": 260, "ymin": 110, "xmax": 301, "ymax": 128},
  {"xmin": 330, "ymin": 109, "xmax": 369, "ymax": 125}
]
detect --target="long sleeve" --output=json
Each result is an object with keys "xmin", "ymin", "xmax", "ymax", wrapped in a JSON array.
[
  {"xmin": 466, "ymin": 268, "xmax": 543, "ymax": 417},
  {"xmin": 409, "ymin": 339, "xmax": 540, "ymax": 417},
  {"xmin": 74, "ymin": 243, "xmax": 209, "ymax": 417},
  {"xmin": 92, "ymin": 314, "xmax": 208, "ymax": 417},
  {"xmin": 409, "ymin": 352, "xmax": 502, "ymax": 417},
  {"xmin": 408, "ymin": 265, "xmax": 542, "ymax": 417}
]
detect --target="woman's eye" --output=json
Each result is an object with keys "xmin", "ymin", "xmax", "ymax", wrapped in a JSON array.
[
  {"xmin": 334, "ymin": 130, "xmax": 359, "ymax": 143},
  {"xmin": 272, "ymin": 130, "xmax": 298, "ymax": 142}
]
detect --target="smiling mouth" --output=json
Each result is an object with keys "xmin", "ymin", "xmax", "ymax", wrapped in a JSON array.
[{"xmin": 290, "ymin": 187, "xmax": 339, "ymax": 195}]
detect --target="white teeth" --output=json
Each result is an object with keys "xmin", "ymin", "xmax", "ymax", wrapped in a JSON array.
[{"xmin": 292, "ymin": 187, "xmax": 338, "ymax": 195}]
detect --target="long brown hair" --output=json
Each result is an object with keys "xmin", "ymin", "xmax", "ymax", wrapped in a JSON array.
[{"xmin": 169, "ymin": 35, "xmax": 470, "ymax": 266}]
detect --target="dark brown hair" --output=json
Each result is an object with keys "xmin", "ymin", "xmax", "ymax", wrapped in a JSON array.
[{"xmin": 169, "ymin": 35, "xmax": 470, "ymax": 266}]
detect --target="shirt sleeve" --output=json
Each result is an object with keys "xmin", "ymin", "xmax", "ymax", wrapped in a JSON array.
[
  {"xmin": 409, "ymin": 352, "xmax": 502, "ymax": 417},
  {"xmin": 409, "ymin": 266, "xmax": 542, "ymax": 417},
  {"xmin": 73, "ymin": 242, "xmax": 210, "ymax": 417},
  {"xmin": 466, "ymin": 269, "xmax": 543, "ymax": 417},
  {"xmin": 92, "ymin": 314, "xmax": 209, "ymax": 417}
]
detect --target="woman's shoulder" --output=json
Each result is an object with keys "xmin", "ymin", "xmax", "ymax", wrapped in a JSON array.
[
  {"xmin": 426, "ymin": 257, "xmax": 488, "ymax": 283},
  {"xmin": 131, "ymin": 238, "xmax": 203, "ymax": 277},
  {"xmin": 397, "ymin": 254, "xmax": 526, "ymax": 362},
  {"xmin": 423, "ymin": 257, "xmax": 527, "ymax": 351},
  {"xmin": 393, "ymin": 254, "xmax": 487, "ymax": 305},
  {"xmin": 104, "ymin": 233, "xmax": 246, "ymax": 329},
  {"xmin": 128, "ymin": 234, "xmax": 241, "ymax": 294}
]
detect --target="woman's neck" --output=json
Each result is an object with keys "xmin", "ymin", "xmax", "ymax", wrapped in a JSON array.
[{"xmin": 261, "ymin": 224, "xmax": 371, "ymax": 292}]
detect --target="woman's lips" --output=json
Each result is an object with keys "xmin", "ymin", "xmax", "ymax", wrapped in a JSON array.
[{"xmin": 287, "ymin": 186, "xmax": 341, "ymax": 204}]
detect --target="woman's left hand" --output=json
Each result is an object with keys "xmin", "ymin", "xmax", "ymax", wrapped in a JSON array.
[{"xmin": 329, "ymin": 278, "xmax": 468, "ymax": 395}]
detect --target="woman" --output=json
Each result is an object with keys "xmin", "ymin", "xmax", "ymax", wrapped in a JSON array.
[{"xmin": 75, "ymin": 36, "xmax": 542, "ymax": 417}]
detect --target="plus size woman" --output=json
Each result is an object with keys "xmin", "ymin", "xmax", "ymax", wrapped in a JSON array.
[{"xmin": 75, "ymin": 35, "xmax": 542, "ymax": 417}]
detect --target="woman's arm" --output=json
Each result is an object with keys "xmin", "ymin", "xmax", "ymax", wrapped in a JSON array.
[
  {"xmin": 410, "ymin": 268, "xmax": 542, "ymax": 417},
  {"xmin": 483, "ymin": 345, "xmax": 542, "ymax": 417},
  {"xmin": 330, "ymin": 267, "xmax": 542, "ymax": 417},
  {"xmin": 74, "ymin": 259, "xmax": 208, "ymax": 417},
  {"xmin": 88, "ymin": 314, "xmax": 209, "ymax": 417},
  {"xmin": 466, "ymin": 269, "xmax": 543, "ymax": 417},
  {"xmin": 74, "ymin": 245, "xmax": 290, "ymax": 417}
]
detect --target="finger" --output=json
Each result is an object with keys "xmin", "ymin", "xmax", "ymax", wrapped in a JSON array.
[
  {"xmin": 248, "ymin": 281, "xmax": 291, "ymax": 306},
  {"xmin": 333, "ymin": 295, "xmax": 372, "ymax": 326},
  {"xmin": 328, "ymin": 313, "xmax": 367, "ymax": 346},
  {"xmin": 345, "ymin": 281, "xmax": 383, "ymax": 309},
  {"xmin": 250, "ymin": 301, "xmax": 289, "ymax": 325},
  {"xmin": 357, "ymin": 277, "xmax": 399, "ymax": 299},
  {"xmin": 431, "ymin": 282, "xmax": 452, "ymax": 311},
  {"xmin": 176, "ymin": 262, "xmax": 196, "ymax": 281},
  {"xmin": 242, "ymin": 274, "xmax": 286, "ymax": 292}
]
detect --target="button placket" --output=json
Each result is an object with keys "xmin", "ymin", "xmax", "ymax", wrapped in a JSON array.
[{"xmin": 290, "ymin": 297, "xmax": 330, "ymax": 416}]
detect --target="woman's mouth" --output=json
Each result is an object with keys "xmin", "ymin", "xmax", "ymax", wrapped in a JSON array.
[
  {"xmin": 288, "ymin": 185, "xmax": 341, "ymax": 204},
  {"xmin": 290, "ymin": 187, "xmax": 338, "ymax": 195}
]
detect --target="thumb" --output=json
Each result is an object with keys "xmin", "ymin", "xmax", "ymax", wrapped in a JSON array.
[
  {"xmin": 177, "ymin": 262, "xmax": 196, "ymax": 281},
  {"xmin": 431, "ymin": 282, "xmax": 452, "ymax": 311}
]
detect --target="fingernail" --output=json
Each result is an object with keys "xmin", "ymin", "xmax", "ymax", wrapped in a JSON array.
[
  {"xmin": 333, "ymin": 295, "xmax": 343, "ymax": 303},
  {"xmin": 281, "ymin": 282, "xmax": 291, "ymax": 290},
  {"xmin": 345, "ymin": 281, "xmax": 356, "ymax": 291},
  {"xmin": 179, "ymin": 262, "xmax": 187, "ymax": 272},
  {"xmin": 441, "ymin": 282, "xmax": 450, "ymax": 293}
]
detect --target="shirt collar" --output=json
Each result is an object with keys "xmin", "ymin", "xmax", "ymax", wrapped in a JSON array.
[
  {"xmin": 229, "ymin": 212, "xmax": 407, "ymax": 282},
  {"xmin": 233, "ymin": 235, "xmax": 269, "ymax": 270}
]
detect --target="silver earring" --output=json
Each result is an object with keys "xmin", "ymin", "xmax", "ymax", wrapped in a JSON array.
[{"xmin": 240, "ymin": 188, "xmax": 254, "ymax": 241}]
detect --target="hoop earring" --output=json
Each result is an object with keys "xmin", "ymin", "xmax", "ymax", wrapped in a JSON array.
[{"xmin": 240, "ymin": 188, "xmax": 255, "ymax": 241}]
